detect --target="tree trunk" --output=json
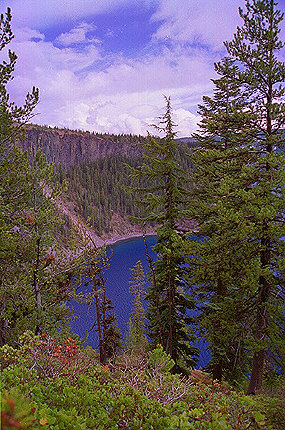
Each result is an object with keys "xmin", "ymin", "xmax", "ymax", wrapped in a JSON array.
[
  {"xmin": 33, "ymin": 237, "xmax": 42, "ymax": 335},
  {"xmin": 144, "ymin": 236, "xmax": 163, "ymax": 345},
  {"xmin": 247, "ymin": 259, "xmax": 270, "ymax": 394},
  {"xmin": 212, "ymin": 360, "xmax": 223, "ymax": 382},
  {"xmin": 212, "ymin": 278, "xmax": 226, "ymax": 382},
  {"xmin": 247, "ymin": 30, "xmax": 273, "ymax": 392},
  {"xmin": 247, "ymin": 349, "xmax": 266, "ymax": 394},
  {"xmin": 94, "ymin": 288, "xmax": 106, "ymax": 365}
]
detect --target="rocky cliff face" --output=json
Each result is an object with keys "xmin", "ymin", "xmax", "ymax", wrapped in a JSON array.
[{"xmin": 17, "ymin": 124, "xmax": 143, "ymax": 167}]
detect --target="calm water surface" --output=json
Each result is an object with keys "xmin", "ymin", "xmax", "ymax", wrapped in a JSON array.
[{"xmin": 70, "ymin": 235, "xmax": 209, "ymax": 367}]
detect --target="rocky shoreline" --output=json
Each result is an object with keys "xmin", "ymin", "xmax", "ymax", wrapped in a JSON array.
[{"xmin": 102, "ymin": 231, "xmax": 157, "ymax": 247}]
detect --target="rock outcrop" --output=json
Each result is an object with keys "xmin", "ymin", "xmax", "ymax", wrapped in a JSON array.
[{"xmin": 17, "ymin": 124, "xmax": 144, "ymax": 167}]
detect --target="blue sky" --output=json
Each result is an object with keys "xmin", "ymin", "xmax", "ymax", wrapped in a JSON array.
[{"xmin": 2, "ymin": 0, "xmax": 285, "ymax": 136}]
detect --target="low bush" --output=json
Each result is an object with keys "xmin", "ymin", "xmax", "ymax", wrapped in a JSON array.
[{"xmin": 1, "ymin": 332, "xmax": 284, "ymax": 429}]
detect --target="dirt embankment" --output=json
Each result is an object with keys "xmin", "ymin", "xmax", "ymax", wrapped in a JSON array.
[{"xmin": 57, "ymin": 197, "xmax": 155, "ymax": 249}]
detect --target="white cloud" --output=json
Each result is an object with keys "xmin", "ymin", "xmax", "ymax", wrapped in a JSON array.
[
  {"xmin": 82, "ymin": 90, "xmax": 201, "ymax": 136},
  {"xmin": 152, "ymin": 0, "xmax": 285, "ymax": 50},
  {"xmin": 151, "ymin": 0, "xmax": 245, "ymax": 50},
  {"xmin": 40, "ymin": 88, "xmax": 202, "ymax": 137},
  {"xmin": 83, "ymin": 46, "xmax": 215, "ymax": 96},
  {"xmin": 6, "ymin": 22, "xmax": 213, "ymax": 136},
  {"xmin": 15, "ymin": 27, "xmax": 45, "ymax": 41},
  {"xmin": 4, "ymin": 0, "xmax": 284, "ymax": 137},
  {"xmin": 56, "ymin": 22, "xmax": 100, "ymax": 46},
  {"xmin": 10, "ymin": 34, "xmax": 101, "ymax": 77},
  {"xmin": 172, "ymin": 108, "xmax": 199, "ymax": 135}
]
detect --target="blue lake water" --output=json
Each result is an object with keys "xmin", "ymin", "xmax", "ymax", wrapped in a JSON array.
[{"xmin": 70, "ymin": 235, "xmax": 210, "ymax": 368}]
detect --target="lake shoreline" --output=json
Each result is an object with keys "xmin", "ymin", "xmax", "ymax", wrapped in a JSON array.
[
  {"xmin": 103, "ymin": 231, "xmax": 157, "ymax": 247},
  {"xmin": 99, "ymin": 219, "xmax": 198, "ymax": 247}
]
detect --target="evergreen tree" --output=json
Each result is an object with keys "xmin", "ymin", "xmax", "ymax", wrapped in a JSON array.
[
  {"xmin": 129, "ymin": 97, "xmax": 198, "ymax": 371},
  {"xmin": 126, "ymin": 260, "xmax": 148, "ymax": 354},
  {"xmin": 189, "ymin": 0, "xmax": 285, "ymax": 392},
  {"xmin": 0, "ymin": 8, "xmax": 38, "ymax": 147},
  {"xmin": 0, "ymin": 8, "xmax": 75, "ymax": 345},
  {"xmin": 84, "ymin": 248, "xmax": 122, "ymax": 364},
  {"xmin": 0, "ymin": 7, "xmax": 39, "ymax": 344},
  {"xmin": 27, "ymin": 150, "xmax": 63, "ymax": 334},
  {"xmin": 188, "ymin": 57, "xmax": 257, "ymax": 383}
]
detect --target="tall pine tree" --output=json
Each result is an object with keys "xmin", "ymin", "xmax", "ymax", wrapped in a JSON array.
[
  {"xmin": 188, "ymin": 57, "xmax": 256, "ymax": 383},
  {"xmin": 189, "ymin": 0, "xmax": 285, "ymax": 393},
  {"xmin": 129, "ymin": 97, "xmax": 197, "ymax": 371},
  {"xmin": 0, "ymin": 8, "xmax": 76, "ymax": 345},
  {"xmin": 0, "ymin": 7, "xmax": 39, "ymax": 344}
]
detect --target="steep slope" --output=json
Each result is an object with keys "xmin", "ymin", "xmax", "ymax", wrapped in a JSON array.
[
  {"xmin": 17, "ymin": 124, "xmax": 195, "ymax": 243},
  {"xmin": 17, "ymin": 124, "xmax": 146, "ymax": 167}
]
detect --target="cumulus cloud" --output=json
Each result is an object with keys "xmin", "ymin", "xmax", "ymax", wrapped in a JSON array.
[
  {"xmin": 15, "ymin": 27, "xmax": 45, "ymax": 42},
  {"xmin": 6, "ymin": 19, "xmax": 213, "ymax": 136},
  {"xmin": 83, "ymin": 91, "xmax": 200, "ymax": 136},
  {"xmin": 4, "ymin": 0, "xmax": 284, "ymax": 137},
  {"xmin": 56, "ymin": 22, "xmax": 100, "ymax": 46},
  {"xmin": 152, "ymin": 0, "xmax": 285, "ymax": 50},
  {"xmin": 172, "ymin": 108, "xmax": 199, "ymax": 135}
]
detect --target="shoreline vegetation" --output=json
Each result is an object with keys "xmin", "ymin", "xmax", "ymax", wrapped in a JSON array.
[
  {"xmin": 55, "ymin": 191, "xmax": 156, "ymax": 249},
  {"xmin": 69, "ymin": 220, "xmax": 198, "ymax": 250},
  {"xmin": 78, "ymin": 219, "xmax": 199, "ymax": 248}
]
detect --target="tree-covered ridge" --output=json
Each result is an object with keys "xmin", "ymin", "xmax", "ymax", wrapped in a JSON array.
[
  {"xmin": 56, "ymin": 142, "xmax": 194, "ymax": 236},
  {"xmin": 18, "ymin": 123, "xmax": 152, "ymax": 167}
]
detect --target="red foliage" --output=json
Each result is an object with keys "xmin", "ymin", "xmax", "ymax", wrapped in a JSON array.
[
  {"xmin": 23, "ymin": 211, "xmax": 35, "ymax": 224},
  {"xmin": 26, "ymin": 335, "xmax": 91, "ymax": 380},
  {"xmin": 42, "ymin": 254, "xmax": 56, "ymax": 267},
  {"xmin": 1, "ymin": 412, "xmax": 22, "ymax": 429}
]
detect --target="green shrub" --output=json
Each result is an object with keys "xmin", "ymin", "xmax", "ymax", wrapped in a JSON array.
[{"xmin": 1, "ymin": 331, "xmax": 283, "ymax": 429}]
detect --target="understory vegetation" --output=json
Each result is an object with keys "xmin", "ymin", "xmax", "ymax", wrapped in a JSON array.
[{"xmin": 1, "ymin": 333, "xmax": 285, "ymax": 430}]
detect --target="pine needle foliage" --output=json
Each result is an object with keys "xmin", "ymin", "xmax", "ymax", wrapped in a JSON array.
[
  {"xmin": 188, "ymin": 0, "xmax": 285, "ymax": 393},
  {"xmin": 125, "ymin": 260, "xmax": 148, "ymax": 354},
  {"xmin": 129, "ymin": 97, "xmax": 198, "ymax": 371}
]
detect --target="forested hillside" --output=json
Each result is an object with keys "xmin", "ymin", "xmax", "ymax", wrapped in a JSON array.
[{"xmin": 18, "ymin": 125, "xmax": 195, "ymax": 236}]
